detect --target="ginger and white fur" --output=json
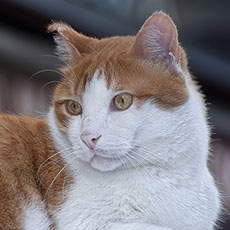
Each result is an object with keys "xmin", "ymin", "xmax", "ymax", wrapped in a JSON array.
[
  {"xmin": 47, "ymin": 68, "xmax": 220, "ymax": 229},
  {"xmin": 0, "ymin": 12, "xmax": 220, "ymax": 230},
  {"xmin": 45, "ymin": 12, "xmax": 222, "ymax": 230}
]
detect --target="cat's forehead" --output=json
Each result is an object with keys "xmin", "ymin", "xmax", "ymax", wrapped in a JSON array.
[
  {"xmin": 82, "ymin": 71, "xmax": 112, "ymax": 114},
  {"xmin": 61, "ymin": 38, "xmax": 188, "ymax": 109}
]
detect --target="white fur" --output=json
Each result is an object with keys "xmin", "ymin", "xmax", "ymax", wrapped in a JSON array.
[
  {"xmin": 23, "ymin": 202, "xmax": 51, "ymax": 230},
  {"xmin": 48, "ymin": 70, "xmax": 220, "ymax": 229}
]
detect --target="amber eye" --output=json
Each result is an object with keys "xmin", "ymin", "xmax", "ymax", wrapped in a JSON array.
[
  {"xmin": 65, "ymin": 100, "xmax": 82, "ymax": 115},
  {"xmin": 113, "ymin": 93, "xmax": 133, "ymax": 111}
]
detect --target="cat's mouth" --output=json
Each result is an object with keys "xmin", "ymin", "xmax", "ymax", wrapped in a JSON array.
[{"xmin": 89, "ymin": 153, "xmax": 125, "ymax": 172}]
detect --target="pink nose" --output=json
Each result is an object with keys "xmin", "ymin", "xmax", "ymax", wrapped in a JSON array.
[{"xmin": 80, "ymin": 131, "xmax": 101, "ymax": 150}]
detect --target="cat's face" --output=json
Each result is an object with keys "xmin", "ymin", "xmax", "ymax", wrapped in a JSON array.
[{"xmin": 48, "ymin": 13, "xmax": 191, "ymax": 172}]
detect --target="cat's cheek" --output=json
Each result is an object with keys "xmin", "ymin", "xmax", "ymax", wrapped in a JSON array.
[
  {"xmin": 66, "ymin": 117, "xmax": 83, "ymax": 150},
  {"xmin": 78, "ymin": 147, "xmax": 95, "ymax": 162},
  {"xmin": 67, "ymin": 117, "xmax": 82, "ymax": 141}
]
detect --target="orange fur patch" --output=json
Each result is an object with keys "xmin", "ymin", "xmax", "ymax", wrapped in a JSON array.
[{"xmin": 0, "ymin": 115, "xmax": 71, "ymax": 228}]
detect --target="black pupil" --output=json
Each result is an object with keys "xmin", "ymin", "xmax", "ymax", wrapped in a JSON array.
[
  {"xmin": 121, "ymin": 97, "xmax": 125, "ymax": 104},
  {"xmin": 71, "ymin": 102, "xmax": 77, "ymax": 111}
]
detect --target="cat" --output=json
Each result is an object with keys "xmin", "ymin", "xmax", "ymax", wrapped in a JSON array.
[{"xmin": 0, "ymin": 12, "xmax": 220, "ymax": 230}]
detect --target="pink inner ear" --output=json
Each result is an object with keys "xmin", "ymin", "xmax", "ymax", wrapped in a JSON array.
[{"xmin": 134, "ymin": 12, "xmax": 179, "ymax": 66}]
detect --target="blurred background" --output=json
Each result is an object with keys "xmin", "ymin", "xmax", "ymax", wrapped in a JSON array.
[{"xmin": 0, "ymin": 0, "xmax": 229, "ymax": 228}]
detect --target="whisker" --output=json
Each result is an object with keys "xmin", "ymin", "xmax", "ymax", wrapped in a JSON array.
[
  {"xmin": 61, "ymin": 173, "xmax": 69, "ymax": 201},
  {"xmin": 44, "ymin": 164, "xmax": 68, "ymax": 200},
  {"xmin": 39, "ymin": 80, "xmax": 60, "ymax": 93},
  {"xmin": 43, "ymin": 53, "xmax": 81, "ymax": 81},
  {"xmin": 128, "ymin": 148, "xmax": 169, "ymax": 169},
  {"xmin": 37, "ymin": 146, "xmax": 72, "ymax": 181},
  {"xmin": 38, "ymin": 157, "xmax": 64, "ymax": 187},
  {"xmin": 125, "ymin": 151, "xmax": 158, "ymax": 180},
  {"xmin": 27, "ymin": 69, "xmax": 67, "ymax": 82}
]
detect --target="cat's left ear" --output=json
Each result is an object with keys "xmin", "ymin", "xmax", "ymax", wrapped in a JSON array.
[
  {"xmin": 132, "ymin": 12, "xmax": 180, "ymax": 73},
  {"xmin": 48, "ymin": 22, "xmax": 97, "ymax": 62}
]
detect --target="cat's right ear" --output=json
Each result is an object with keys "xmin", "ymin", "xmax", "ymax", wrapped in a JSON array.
[{"xmin": 48, "ymin": 22, "xmax": 97, "ymax": 62}]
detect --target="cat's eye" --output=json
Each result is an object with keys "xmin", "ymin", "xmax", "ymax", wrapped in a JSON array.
[
  {"xmin": 65, "ymin": 100, "xmax": 82, "ymax": 115},
  {"xmin": 113, "ymin": 93, "xmax": 133, "ymax": 111}
]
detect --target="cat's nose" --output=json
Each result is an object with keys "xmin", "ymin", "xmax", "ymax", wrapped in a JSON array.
[{"xmin": 80, "ymin": 131, "xmax": 101, "ymax": 150}]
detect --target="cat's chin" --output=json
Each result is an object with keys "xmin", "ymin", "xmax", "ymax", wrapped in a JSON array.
[{"xmin": 89, "ymin": 155, "xmax": 123, "ymax": 172}]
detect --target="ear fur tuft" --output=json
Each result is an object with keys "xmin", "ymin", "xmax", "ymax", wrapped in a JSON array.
[{"xmin": 48, "ymin": 21, "xmax": 97, "ymax": 62}]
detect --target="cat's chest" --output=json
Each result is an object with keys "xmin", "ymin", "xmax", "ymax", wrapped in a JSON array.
[
  {"xmin": 53, "ymin": 168, "xmax": 200, "ymax": 230},
  {"xmin": 54, "ymin": 170, "xmax": 157, "ymax": 230}
]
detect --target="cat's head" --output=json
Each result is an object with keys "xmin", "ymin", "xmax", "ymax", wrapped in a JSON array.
[{"xmin": 48, "ymin": 12, "xmax": 201, "ymax": 172}]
